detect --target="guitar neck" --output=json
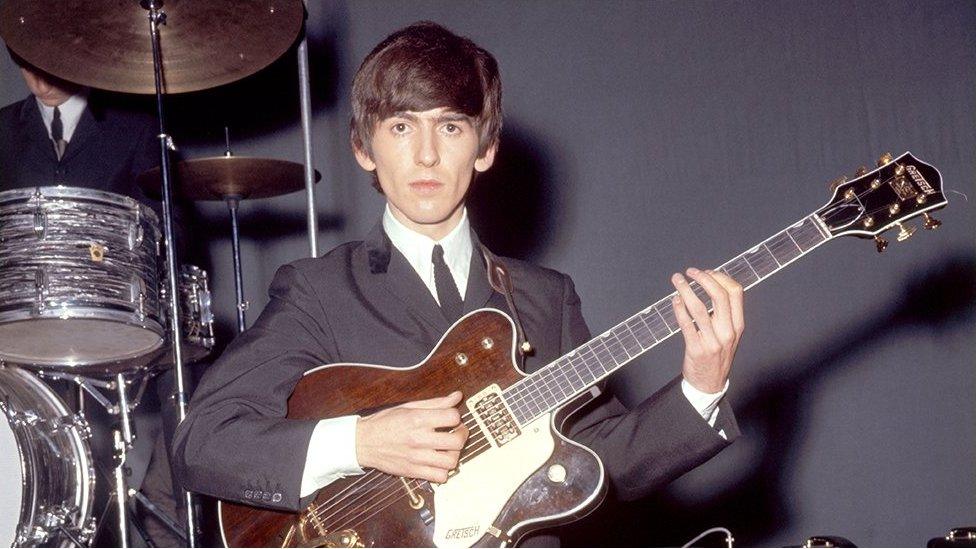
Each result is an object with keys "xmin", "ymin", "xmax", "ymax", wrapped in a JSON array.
[{"xmin": 502, "ymin": 213, "xmax": 832, "ymax": 425}]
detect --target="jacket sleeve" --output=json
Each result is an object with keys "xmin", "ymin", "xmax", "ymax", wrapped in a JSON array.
[
  {"xmin": 171, "ymin": 263, "xmax": 338, "ymax": 511},
  {"xmin": 557, "ymin": 274, "xmax": 740, "ymax": 501}
]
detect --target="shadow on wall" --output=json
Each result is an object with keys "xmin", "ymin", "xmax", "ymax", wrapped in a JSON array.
[
  {"xmin": 467, "ymin": 123, "xmax": 560, "ymax": 263},
  {"xmin": 562, "ymin": 252, "xmax": 976, "ymax": 547}
]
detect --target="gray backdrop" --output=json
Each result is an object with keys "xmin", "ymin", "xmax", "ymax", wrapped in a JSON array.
[{"xmin": 2, "ymin": 1, "xmax": 973, "ymax": 546}]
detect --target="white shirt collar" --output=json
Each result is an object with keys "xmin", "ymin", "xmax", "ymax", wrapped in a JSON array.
[
  {"xmin": 36, "ymin": 92, "xmax": 88, "ymax": 143},
  {"xmin": 382, "ymin": 205, "xmax": 473, "ymax": 301}
]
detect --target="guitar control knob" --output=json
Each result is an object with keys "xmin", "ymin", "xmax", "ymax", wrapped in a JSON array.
[
  {"xmin": 896, "ymin": 222, "xmax": 917, "ymax": 242},
  {"xmin": 874, "ymin": 235, "xmax": 888, "ymax": 253},
  {"xmin": 923, "ymin": 213, "xmax": 942, "ymax": 230},
  {"xmin": 877, "ymin": 152, "xmax": 894, "ymax": 167}
]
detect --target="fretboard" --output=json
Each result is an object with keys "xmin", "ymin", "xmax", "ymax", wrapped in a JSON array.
[{"xmin": 502, "ymin": 213, "xmax": 830, "ymax": 425}]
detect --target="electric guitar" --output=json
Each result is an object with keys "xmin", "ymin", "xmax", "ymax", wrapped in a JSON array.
[{"xmin": 219, "ymin": 152, "xmax": 946, "ymax": 547}]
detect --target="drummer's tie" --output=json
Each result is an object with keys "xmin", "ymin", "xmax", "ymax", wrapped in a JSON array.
[
  {"xmin": 51, "ymin": 106, "xmax": 66, "ymax": 160},
  {"xmin": 433, "ymin": 244, "xmax": 463, "ymax": 323}
]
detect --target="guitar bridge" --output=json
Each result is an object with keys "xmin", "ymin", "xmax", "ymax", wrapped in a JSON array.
[{"xmin": 468, "ymin": 385, "xmax": 521, "ymax": 447}]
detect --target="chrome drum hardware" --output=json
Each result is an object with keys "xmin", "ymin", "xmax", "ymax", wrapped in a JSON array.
[
  {"xmin": 0, "ymin": 366, "xmax": 95, "ymax": 547},
  {"xmin": 0, "ymin": 187, "xmax": 163, "ymax": 369}
]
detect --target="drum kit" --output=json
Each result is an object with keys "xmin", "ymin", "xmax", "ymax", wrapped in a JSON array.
[{"xmin": 0, "ymin": 0, "xmax": 320, "ymax": 546}]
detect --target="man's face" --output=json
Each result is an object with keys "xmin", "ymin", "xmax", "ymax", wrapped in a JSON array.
[
  {"xmin": 355, "ymin": 107, "xmax": 496, "ymax": 240},
  {"xmin": 20, "ymin": 66, "xmax": 76, "ymax": 107}
]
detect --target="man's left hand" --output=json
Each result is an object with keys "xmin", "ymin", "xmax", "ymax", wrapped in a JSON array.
[{"xmin": 671, "ymin": 268, "xmax": 744, "ymax": 393}]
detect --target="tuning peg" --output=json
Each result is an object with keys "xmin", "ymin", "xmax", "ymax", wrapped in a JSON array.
[
  {"xmin": 874, "ymin": 235, "xmax": 888, "ymax": 253},
  {"xmin": 854, "ymin": 166, "xmax": 868, "ymax": 177},
  {"xmin": 877, "ymin": 152, "xmax": 894, "ymax": 167},
  {"xmin": 828, "ymin": 175, "xmax": 847, "ymax": 192},
  {"xmin": 923, "ymin": 213, "xmax": 942, "ymax": 230},
  {"xmin": 896, "ymin": 222, "xmax": 917, "ymax": 242}
]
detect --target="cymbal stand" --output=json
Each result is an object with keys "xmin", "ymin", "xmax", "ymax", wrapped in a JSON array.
[
  {"xmin": 142, "ymin": 0, "xmax": 199, "ymax": 545},
  {"xmin": 226, "ymin": 194, "xmax": 248, "ymax": 333}
]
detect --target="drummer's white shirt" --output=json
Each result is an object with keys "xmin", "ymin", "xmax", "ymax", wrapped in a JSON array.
[
  {"xmin": 297, "ymin": 207, "xmax": 728, "ymax": 497},
  {"xmin": 35, "ymin": 92, "xmax": 87, "ymax": 143}
]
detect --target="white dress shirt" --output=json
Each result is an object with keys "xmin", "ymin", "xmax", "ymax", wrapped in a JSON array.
[
  {"xmin": 36, "ymin": 92, "xmax": 87, "ymax": 143},
  {"xmin": 299, "ymin": 207, "xmax": 728, "ymax": 496}
]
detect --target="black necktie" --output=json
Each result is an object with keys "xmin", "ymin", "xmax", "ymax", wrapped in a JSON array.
[
  {"xmin": 51, "ymin": 106, "xmax": 66, "ymax": 160},
  {"xmin": 432, "ymin": 244, "xmax": 463, "ymax": 322}
]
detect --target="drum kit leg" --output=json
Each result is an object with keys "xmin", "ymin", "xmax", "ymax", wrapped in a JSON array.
[{"xmin": 0, "ymin": 0, "xmax": 318, "ymax": 546}]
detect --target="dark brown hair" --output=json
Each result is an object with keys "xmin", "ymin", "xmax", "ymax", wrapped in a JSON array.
[{"xmin": 350, "ymin": 21, "xmax": 502, "ymax": 159}]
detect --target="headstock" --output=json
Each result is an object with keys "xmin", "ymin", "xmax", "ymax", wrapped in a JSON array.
[{"xmin": 815, "ymin": 152, "xmax": 947, "ymax": 252}]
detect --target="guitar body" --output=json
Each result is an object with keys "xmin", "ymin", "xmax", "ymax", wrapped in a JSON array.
[{"xmin": 220, "ymin": 309, "xmax": 606, "ymax": 547}]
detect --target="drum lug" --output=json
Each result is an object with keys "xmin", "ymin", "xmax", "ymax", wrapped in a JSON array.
[
  {"xmin": 128, "ymin": 219, "xmax": 144, "ymax": 250},
  {"xmin": 32, "ymin": 209, "xmax": 47, "ymax": 238},
  {"xmin": 34, "ymin": 270, "xmax": 47, "ymax": 314}
]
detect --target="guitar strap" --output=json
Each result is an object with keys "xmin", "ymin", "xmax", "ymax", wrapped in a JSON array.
[{"xmin": 480, "ymin": 245, "xmax": 534, "ymax": 368}]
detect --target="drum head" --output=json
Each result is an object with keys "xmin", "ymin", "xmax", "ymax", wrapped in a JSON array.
[
  {"xmin": 0, "ymin": 412, "xmax": 23, "ymax": 547},
  {"xmin": 0, "ymin": 318, "xmax": 163, "ymax": 366}
]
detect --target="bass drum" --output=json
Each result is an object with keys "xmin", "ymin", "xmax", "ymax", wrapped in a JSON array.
[
  {"xmin": 0, "ymin": 186, "xmax": 163, "ymax": 371},
  {"xmin": 0, "ymin": 366, "xmax": 95, "ymax": 547}
]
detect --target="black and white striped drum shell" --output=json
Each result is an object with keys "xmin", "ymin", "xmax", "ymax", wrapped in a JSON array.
[
  {"xmin": 0, "ymin": 366, "xmax": 95, "ymax": 547},
  {"xmin": 0, "ymin": 186, "xmax": 163, "ymax": 368}
]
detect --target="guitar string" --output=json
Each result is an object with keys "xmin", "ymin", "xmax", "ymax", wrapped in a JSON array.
[
  {"xmin": 309, "ymin": 432, "xmax": 495, "ymax": 529},
  {"xmin": 306, "ymin": 414, "xmax": 490, "ymax": 526},
  {"xmin": 303, "ymin": 174, "xmax": 908, "ymax": 533}
]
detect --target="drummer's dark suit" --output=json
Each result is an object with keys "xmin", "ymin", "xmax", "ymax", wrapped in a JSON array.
[
  {"xmin": 0, "ymin": 93, "xmax": 158, "ymax": 197},
  {"xmin": 172, "ymin": 222, "xmax": 740, "ymax": 524}
]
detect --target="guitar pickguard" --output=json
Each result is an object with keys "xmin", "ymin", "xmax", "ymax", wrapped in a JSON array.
[{"xmin": 432, "ymin": 414, "xmax": 554, "ymax": 547}]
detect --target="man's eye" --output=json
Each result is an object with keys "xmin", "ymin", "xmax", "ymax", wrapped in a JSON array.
[
  {"xmin": 444, "ymin": 123, "xmax": 459, "ymax": 133},
  {"xmin": 392, "ymin": 123, "xmax": 408, "ymax": 133}
]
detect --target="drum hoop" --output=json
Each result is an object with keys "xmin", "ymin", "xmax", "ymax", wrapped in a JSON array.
[{"xmin": 0, "ymin": 185, "xmax": 161, "ymax": 227}]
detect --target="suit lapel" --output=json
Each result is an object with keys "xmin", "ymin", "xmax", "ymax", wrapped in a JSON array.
[
  {"xmin": 61, "ymin": 105, "xmax": 100, "ymax": 164},
  {"xmin": 365, "ymin": 223, "xmax": 450, "ymax": 333},
  {"xmin": 463, "ymin": 232, "xmax": 496, "ymax": 313},
  {"xmin": 19, "ymin": 97, "xmax": 58, "ymax": 163}
]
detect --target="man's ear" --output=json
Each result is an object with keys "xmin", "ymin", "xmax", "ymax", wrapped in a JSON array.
[
  {"xmin": 474, "ymin": 142, "xmax": 498, "ymax": 173},
  {"xmin": 353, "ymin": 143, "xmax": 376, "ymax": 172}
]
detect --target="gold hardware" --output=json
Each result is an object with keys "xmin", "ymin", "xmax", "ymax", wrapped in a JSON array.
[
  {"xmin": 547, "ymin": 464, "xmax": 567, "ymax": 483},
  {"xmin": 481, "ymin": 337, "xmax": 494, "ymax": 349},
  {"xmin": 896, "ymin": 222, "xmax": 917, "ymax": 242},
  {"xmin": 486, "ymin": 526, "xmax": 512, "ymax": 543},
  {"xmin": 874, "ymin": 236, "xmax": 888, "ymax": 253},
  {"xmin": 894, "ymin": 163, "xmax": 906, "ymax": 176},
  {"xmin": 916, "ymin": 194, "xmax": 927, "ymax": 204},
  {"xmin": 923, "ymin": 213, "xmax": 942, "ymax": 230},
  {"xmin": 853, "ymin": 166, "xmax": 868, "ymax": 177},
  {"xmin": 843, "ymin": 188, "xmax": 856, "ymax": 201},
  {"xmin": 520, "ymin": 341, "xmax": 533, "ymax": 354},
  {"xmin": 871, "ymin": 178, "xmax": 882, "ymax": 189},
  {"xmin": 828, "ymin": 175, "xmax": 847, "ymax": 192},
  {"xmin": 89, "ymin": 243, "xmax": 106, "ymax": 262},
  {"xmin": 399, "ymin": 477, "xmax": 426, "ymax": 509},
  {"xmin": 888, "ymin": 203, "xmax": 900, "ymax": 215},
  {"xmin": 862, "ymin": 217, "xmax": 874, "ymax": 228},
  {"xmin": 877, "ymin": 152, "xmax": 893, "ymax": 166},
  {"xmin": 455, "ymin": 352, "xmax": 468, "ymax": 366}
]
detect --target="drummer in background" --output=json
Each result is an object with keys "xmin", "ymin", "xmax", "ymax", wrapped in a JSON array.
[{"xmin": 0, "ymin": 49, "xmax": 191, "ymax": 547}]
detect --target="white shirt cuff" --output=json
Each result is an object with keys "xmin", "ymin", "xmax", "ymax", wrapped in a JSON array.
[
  {"xmin": 299, "ymin": 415, "xmax": 364, "ymax": 498},
  {"xmin": 681, "ymin": 378, "xmax": 729, "ymax": 429}
]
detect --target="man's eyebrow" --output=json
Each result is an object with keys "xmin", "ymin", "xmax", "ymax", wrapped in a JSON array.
[{"xmin": 388, "ymin": 111, "xmax": 472, "ymax": 124}]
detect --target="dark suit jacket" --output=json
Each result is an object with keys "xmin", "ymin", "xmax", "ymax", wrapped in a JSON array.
[
  {"xmin": 0, "ymin": 93, "xmax": 189, "ymax": 243},
  {"xmin": 173, "ymin": 221, "xmax": 739, "ymax": 518}
]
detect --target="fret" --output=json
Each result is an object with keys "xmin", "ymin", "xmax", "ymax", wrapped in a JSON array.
[
  {"xmin": 614, "ymin": 324, "xmax": 644, "ymax": 357},
  {"xmin": 642, "ymin": 309, "xmax": 672, "ymax": 341},
  {"xmin": 502, "ymin": 212, "xmax": 829, "ymax": 427},
  {"xmin": 602, "ymin": 333, "xmax": 631, "ymax": 365},
  {"xmin": 626, "ymin": 315, "xmax": 656, "ymax": 347}
]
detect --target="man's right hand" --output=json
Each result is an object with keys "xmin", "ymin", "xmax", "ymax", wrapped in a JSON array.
[{"xmin": 355, "ymin": 391, "xmax": 469, "ymax": 483}]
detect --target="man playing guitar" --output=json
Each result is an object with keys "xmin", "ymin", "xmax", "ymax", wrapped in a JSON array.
[{"xmin": 173, "ymin": 21, "xmax": 745, "ymax": 546}]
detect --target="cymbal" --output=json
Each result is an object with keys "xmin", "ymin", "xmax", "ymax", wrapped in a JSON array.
[
  {"xmin": 137, "ymin": 156, "xmax": 321, "ymax": 201},
  {"xmin": 0, "ymin": 0, "xmax": 304, "ymax": 94}
]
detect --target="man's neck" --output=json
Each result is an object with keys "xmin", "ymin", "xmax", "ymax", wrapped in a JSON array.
[{"xmin": 386, "ymin": 204, "xmax": 465, "ymax": 241}]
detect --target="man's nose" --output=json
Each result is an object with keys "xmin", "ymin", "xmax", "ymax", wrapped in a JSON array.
[{"xmin": 414, "ymin": 128, "xmax": 440, "ymax": 167}]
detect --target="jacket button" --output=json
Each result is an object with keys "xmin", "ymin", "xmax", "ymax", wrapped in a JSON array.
[
  {"xmin": 243, "ymin": 490, "xmax": 253, "ymax": 499},
  {"xmin": 272, "ymin": 493, "xmax": 282, "ymax": 503}
]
